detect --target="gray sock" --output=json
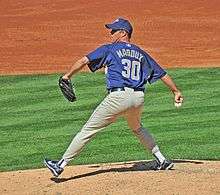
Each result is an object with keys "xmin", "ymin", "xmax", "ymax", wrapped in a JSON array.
[{"xmin": 133, "ymin": 127, "xmax": 156, "ymax": 151}]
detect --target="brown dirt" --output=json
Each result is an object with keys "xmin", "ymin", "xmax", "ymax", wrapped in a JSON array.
[
  {"xmin": 0, "ymin": 160, "xmax": 220, "ymax": 195},
  {"xmin": 0, "ymin": 0, "xmax": 220, "ymax": 75}
]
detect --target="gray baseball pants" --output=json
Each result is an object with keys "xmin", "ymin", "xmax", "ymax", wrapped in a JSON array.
[{"xmin": 62, "ymin": 87, "xmax": 156, "ymax": 161}]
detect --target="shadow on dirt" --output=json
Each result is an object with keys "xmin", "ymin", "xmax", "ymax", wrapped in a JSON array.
[
  {"xmin": 172, "ymin": 160, "xmax": 203, "ymax": 164},
  {"xmin": 51, "ymin": 159, "xmax": 203, "ymax": 183}
]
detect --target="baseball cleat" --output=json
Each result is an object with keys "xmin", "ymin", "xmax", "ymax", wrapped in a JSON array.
[
  {"xmin": 156, "ymin": 159, "xmax": 174, "ymax": 170},
  {"xmin": 44, "ymin": 159, "xmax": 64, "ymax": 177}
]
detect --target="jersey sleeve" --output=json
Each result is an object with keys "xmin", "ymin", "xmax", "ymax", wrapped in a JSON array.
[
  {"xmin": 145, "ymin": 54, "xmax": 167, "ymax": 84},
  {"xmin": 86, "ymin": 45, "xmax": 109, "ymax": 72}
]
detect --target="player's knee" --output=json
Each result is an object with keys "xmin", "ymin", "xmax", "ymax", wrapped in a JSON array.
[{"xmin": 131, "ymin": 126, "xmax": 142, "ymax": 134}]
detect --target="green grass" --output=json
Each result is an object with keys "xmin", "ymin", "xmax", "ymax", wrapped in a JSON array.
[{"xmin": 0, "ymin": 68, "xmax": 220, "ymax": 171}]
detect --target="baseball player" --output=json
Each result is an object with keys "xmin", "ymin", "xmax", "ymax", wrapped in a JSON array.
[{"xmin": 44, "ymin": 18, "xmax": 183, "ymax": 177}]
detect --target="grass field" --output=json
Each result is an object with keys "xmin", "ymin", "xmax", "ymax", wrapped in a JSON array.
[{"xmin": 0, "ymin": 68, "xmax": 220, "ymax": 172}]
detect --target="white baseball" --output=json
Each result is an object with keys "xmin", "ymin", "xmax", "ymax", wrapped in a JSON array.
[{"xmin": 174, "ymin": 102, "xmax": 182, "ymax": 108}]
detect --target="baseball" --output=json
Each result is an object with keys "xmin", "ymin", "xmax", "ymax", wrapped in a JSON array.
[{"xmin": 174, "ymin": 102, "xmax": 182, "ymax": 108}]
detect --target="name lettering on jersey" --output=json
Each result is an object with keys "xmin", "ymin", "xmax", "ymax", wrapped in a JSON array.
[{"xmin": 116, "ymin": 49, "xmax": 143, "ymax": 61}]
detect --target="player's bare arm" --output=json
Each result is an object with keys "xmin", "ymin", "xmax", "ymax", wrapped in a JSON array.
[
  {"xmin": 63, "ymin": 56, "xmax": 89, "ymax": 79},
  {"xmin": 160, "ymin": 74, "xmax": 183, "ymax": 104}
]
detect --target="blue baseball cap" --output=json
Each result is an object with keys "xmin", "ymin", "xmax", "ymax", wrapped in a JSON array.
[{"xmin": 105, "ymin": 18, "xmax": 133, "ymax": 35}]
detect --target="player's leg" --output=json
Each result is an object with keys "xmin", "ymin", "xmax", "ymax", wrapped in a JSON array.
[
  {"xmin": 44, "ymin": 96, "xmax": 118, "ymax": 176},
  {"xmin": 60, "ymin": 96, "xmax": 119, "ymax": 164},
  {"xmin": 45, "ymin": 92, "xmax": 129, "ymax": 176},
  {"xmin": 124, "ymin": 91, "xmax": 157, "ymax": 151},
  {"xmin": 125, "ymin": 106, "xmax": 158, "ymax": 152},
  {"xmin": 124, "ymin": 93, "xmax": 173, "ymax": 170}
]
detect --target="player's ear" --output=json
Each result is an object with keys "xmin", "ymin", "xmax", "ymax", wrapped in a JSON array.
[{"xmin": 120, "ymin": 30, "xmax": 127, "ymax": 37}]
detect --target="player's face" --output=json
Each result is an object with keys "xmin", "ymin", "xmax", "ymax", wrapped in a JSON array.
[{"xmin": 110, "ymin": 29, "xmax": 125, "ymax": 43}]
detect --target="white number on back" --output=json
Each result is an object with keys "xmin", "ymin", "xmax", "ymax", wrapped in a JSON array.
[{"xmin": 122, "ymin": 59, "xmax": 140, "ymax": 81}]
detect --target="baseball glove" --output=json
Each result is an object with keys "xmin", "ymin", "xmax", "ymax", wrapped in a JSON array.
[{"xmin": 58, "ymin": 76, "xmax": 76, "ymax": 102}]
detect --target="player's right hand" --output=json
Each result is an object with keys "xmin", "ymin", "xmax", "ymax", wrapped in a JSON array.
[{"xmin": 174, "ymin": 91, "xmax": 183, "ymax": 104}]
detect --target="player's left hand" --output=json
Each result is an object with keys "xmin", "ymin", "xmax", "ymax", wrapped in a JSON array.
[
  {"xmin": 58, "ymin": 76, "xmax": 76, "ymax": 102},
  {"xmin": 62, "ymin": 74, "xmax": 70, "ymax": 80}
]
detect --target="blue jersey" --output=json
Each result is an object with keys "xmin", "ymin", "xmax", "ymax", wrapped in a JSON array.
[{"xmin": 86, "ymin": 42, "xmax": 166, "ymax": 90}]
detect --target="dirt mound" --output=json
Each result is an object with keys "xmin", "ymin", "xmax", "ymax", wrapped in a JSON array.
[
  {"xmin": 0, "ymin": 0, "xmax": 220, "ymax": 75},
  {"xmin": 0, "ymin": 160, "xmax": 219, "ymax": 195}
]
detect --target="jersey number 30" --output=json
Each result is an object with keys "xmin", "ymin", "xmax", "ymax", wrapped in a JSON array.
[{"xmin": 122, "ymin": 59, "xmax": 140, "ymax": 81}]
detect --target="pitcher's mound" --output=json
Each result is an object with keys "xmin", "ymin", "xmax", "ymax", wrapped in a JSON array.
[{"xmin": 0, "ymin": 160, "xmax": 220, "ymax": 195}]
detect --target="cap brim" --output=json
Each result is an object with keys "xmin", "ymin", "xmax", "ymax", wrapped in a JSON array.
[
  {"xmin": 105, "ymin": 24, "xmax": 112, "ymax": 29},
  {"xmin": 105, "ymin": 23, "xmax": 119, "ymax": 30},
  {"xmin": 105, "ymin": 24, "xmax": 130, "ymax": 34}
]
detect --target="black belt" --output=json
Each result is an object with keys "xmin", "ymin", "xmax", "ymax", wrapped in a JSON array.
[{"xmin": 108, "ymin": 87, "xmax": 144, "ymax": 93}]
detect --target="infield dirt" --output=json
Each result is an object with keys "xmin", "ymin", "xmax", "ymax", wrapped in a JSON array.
[
  {"xmin": 0, "ymin": 0, "xmax": 220, "ymax": 194},
  {"xmin": 0, "ymin": 0, "xmax": 219, "ymax": 75}
]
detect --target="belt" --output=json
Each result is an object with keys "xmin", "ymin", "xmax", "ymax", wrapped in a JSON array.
[{"xmin": 108, "ymin": 87, "xmax": 144, "ymax": 93}]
